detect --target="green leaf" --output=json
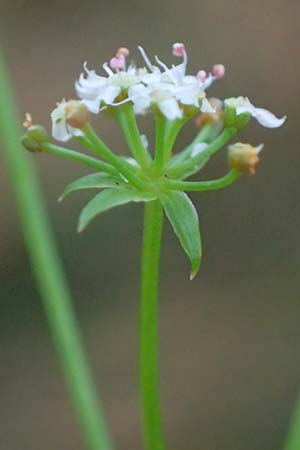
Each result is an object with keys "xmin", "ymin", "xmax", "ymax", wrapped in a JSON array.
[
  {"xmin": 78, "ymin": 187, "xmax": 156, "ymax": 232},
  {"xmin": 59, "ymin": 172, "xmax": 120, "ymax": 201},
  {"xmin": 160, "ymin": 190, "xmax": 202, "ymax": 279}
]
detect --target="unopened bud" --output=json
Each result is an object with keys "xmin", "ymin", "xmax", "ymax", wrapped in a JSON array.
[
  {"xmin": 212, "ymin": 64, "xmax": 225, "ymax": 79},
  {"xmin": 172, "ymin": 42, "xmax": 185, "ymax": 57},
  {"xmin": 65, "ymin": 100, "xmax": 88, "ymax": 129},
  {"xmin": 228, "ymin": 143, "xmax": 263, "ymax": 175},
  {"xmin": 21, "ymin": 125, "xmax": 49, "ymax": 152},
  {"xmin": 116, "ymin": 47, "xmax": 130, "ymax": 58},
  {"xmin": 196, "ymin": 70, "xmax": 207, "ymax": 82}
]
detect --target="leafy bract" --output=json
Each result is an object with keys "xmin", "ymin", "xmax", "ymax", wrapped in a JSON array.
[
  {"xmin": 160, "ymin": 190, "xmax": 202, "ymax": 279},
  {"xmin": 78, "ymin": 187, "xmax": 156, "ymax": 232},
  {"xmin": 59, "ymin": 172, "xmax": 121, "ymax": 201}
]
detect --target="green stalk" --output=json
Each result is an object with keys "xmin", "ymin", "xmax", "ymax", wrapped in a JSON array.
[
  {"xmin": 41, "ymin": 142, "xmax": 120, "ymax": 176},
  {"xmin": 115, "ymin": 103, "xmax": 152, "ymax": 169},
  {"xmin": 283, "ymin": 400, "xmax": 300, "ymax": 450},
  {"xmin": 152, "ymin": 115, "xmax": 167, "ymax": 175},
  {"xmin": 166, "ymin": 127, "xmax": 237, "ymax": 179},
  {"xmin": 166, "ymin": 169, "xmax": 240, "ymax": 191},
  {"xmin": 153, "ymin": 117, "xmax": 186, "ymax": 176},
  {"xmin": 167, "ymin": 121, "xmax": 223, "ymax": 169},
  {"xmin": 83, "ymin": 123, "xmax": 147, "ymax": 190},
  {"xmin": 140, "ymin": 200, "xmax": 165, "ymax": 450},
  {"xmin": 0, "ymin": 51, "xmax": 113, "ymax": 450}
]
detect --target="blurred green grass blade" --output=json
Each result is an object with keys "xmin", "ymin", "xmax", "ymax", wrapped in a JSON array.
[
  {"xmin": 284, "ymin": 400, "xmax": 300, "ymax": 450},
  {"xmin": 0, "ymin": 49, "xmax": 113, "ymax": 450}
]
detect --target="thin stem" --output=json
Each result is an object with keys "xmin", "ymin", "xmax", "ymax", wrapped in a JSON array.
[
  {"xmin": 166, "ymin": 169, "xmax": 241, "ymax": 191},
  {"xmin": 166, "ymin": 127, "xmax": 237, "ymax": 179},
  {"xmin": 41, "ymin": 142, "xmax": 120, "ymax": 177},
  {"xmin": 0, "ymin": 50, "xmax": 113, "ymax": 450},
  {"xmin": 83, "ymin": 123, "xmax": 147, "ymax": 190},
  {"xmin": 167, "ymin": 121, "xmax": 223, "ymax": 169},
  {"xmin": 153, "ymin": 115, "xmax": 167, "ymax": 175},
  {"xmin": 115, "ymin": 103, "xmax": 152, "ymax": 169},
  {"xmin": 153, "ymin": 117, "xmax": 187, "ymax": 176},
  {"xmin": 283, "ymin": 399, "xmax": 300, "ymax": 450},
  {"xmin": 140, "ymin": 200, "xmax": 165, "ymax": 450}
]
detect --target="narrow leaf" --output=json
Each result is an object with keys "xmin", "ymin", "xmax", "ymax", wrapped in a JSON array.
[
  {"xmin": 78, "ymin": 187, "xmax": 155, "ymax": 232},
  {"xmin": 160, "ymin": 190, "xmax": 202, "ymax": 279},
  {"xmin": 59, "ymin": 172, "xmax": 120, "ymax": 201}
]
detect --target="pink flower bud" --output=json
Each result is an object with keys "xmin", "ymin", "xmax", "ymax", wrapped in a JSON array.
[
  {"xmin": 212, "ymin": 64, "xmax": 225, "ymax": 79},
  {"xmin": 172, "ymin": 42, "xmax": 185, "ymax": 57},
  {"xmin": 109, "ymin": 54, "xmax": 126, "ymax": 70},
  {"xmin": 196, "ymin": 70, "xmax": 207, "ymax": 82}
]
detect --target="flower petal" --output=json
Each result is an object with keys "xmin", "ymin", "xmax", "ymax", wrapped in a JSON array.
[
  {"xmin": 250, "ymin": 107, "xmax": 287, "ymax": 128},
  {"xmin": 158, "ymin": 98, "xmax": 183, "ymax": 120}
]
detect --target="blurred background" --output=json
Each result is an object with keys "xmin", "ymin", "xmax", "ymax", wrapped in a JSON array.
[{"xmin": 0, "ymin": 0, "xmax": 299, "ymax": 449}]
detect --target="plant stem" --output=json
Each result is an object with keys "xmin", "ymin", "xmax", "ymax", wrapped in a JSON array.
[
  {"xmin": 283, "ymin": 400, "xmax": 300, "ymax": 450},
  {"xmin": 167, "ymin": 122, "xmax": 223, "ymax": 169},
  {"xmin": 166, "ymin": 127, "xmax": 237, "ymax": 179},
  {"xmin": 140, "ymin": 200, "xmax": 165, "ymax": 450},
  {"xmin": 41, "ymin": 142, "xmax": 120, "ymax": 176},
  {"xmin": 115, "ymin": 103, "xmax": 152, "ymax": 169},
  {"xmin": 166, "ymin": 169, "xmax": 241, "ymax": 191},
  {"xmin": 0, "ymin": 50, "xmax": 113, "ymax": 450},
  {"xmin": 83, "ymin": 123, "xmax": 147, "ymax": 190},
  {"xmin": 153, "ymin": 117, "xmax": 186, "ymax": 176}
]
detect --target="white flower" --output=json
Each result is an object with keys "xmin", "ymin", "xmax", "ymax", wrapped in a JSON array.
[
  {"xmin": 51, "ymin": 99, "xmax": 84, "ymax": 142},
  {"xmin": 224, "ymin": 97, "xmax": 286, "ymax": 128},
  {"xmin": 128, "ymin": 83, "xmax": 183, "ymax": 120},
  {"xmin": 75, "ymin": 63, "xmax": 121, "ymax": 114},
  {"xmin": 131, "ymin": 44, "xmax": 215, "ymax": 119}
]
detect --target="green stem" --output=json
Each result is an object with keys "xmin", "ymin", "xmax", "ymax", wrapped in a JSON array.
[
  {"xmin": 167, "ymin": 121, "xmax": 223, "ymax": 169},
  {"xmin": 166, "ymin": 169, "xmax": 241, "ymax": 191},
  {"xmin": 152, "ymin": 115, "xmax": 167, "ymax": 175},
  {"xmin": 153, "ymin": 117, "xmax": 187, "ymax": 176},
  {"xmin": 41, "ymin": 142, "xmax": 120, "ymax": 177},
  {"xmin": 283, "ymin": 400, "xmax": 300, "ymax": 450},
  {"xmin": 83, "ymin": 123, "xmax": 147, "ymax": 190},
  {"xmin": 166, "ymin": 127, "xmax": 237, "ymax": 179},
  {"xmin": 140, "ymin": 200, "xmax": 165, "ymax": 450},
  {"xmin": 115, "ymin": 103, "xmax": 152, "ymax": 169},
  {"xmin": 0, "ymin": 50, "xmax": 113, "ymax": 450}
]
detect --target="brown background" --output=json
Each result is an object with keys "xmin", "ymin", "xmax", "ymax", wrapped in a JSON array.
[{"xmin": 0, "ymin": 0, "xmax": 299, "ymax": 449}]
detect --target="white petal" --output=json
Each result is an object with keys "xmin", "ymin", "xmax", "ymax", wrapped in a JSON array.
[
  {"xmin": 52, "ymin": 119, "xmax": 72, "ymax": 142},
  {"xmin": 175, "ymin": 86, "xmax": 199, "ymax": 106},
  {"xmin": 250, "ymin": 107, "xmax": 287, "ymax": 128},
  {"xmin": 128, "ymin": 84, "xmax": 151, "ymax": 114},
  {"xmin": 69, "ymin": 126, "xmax": 84, "ymax": 137},
  {"xmin": 158, "ymin": 98, "xmax": 183, "ymax": 120},
  {"xmin": 102, "ymin": 85, "xmax": 121, "ymax": 104},
  {"xmin": 51, "ymin": 103, "xmax": 71, "ymax": 142},
  {"xmin": 82, "ymin": 98, "xmax": 101, "ymax": 114}
]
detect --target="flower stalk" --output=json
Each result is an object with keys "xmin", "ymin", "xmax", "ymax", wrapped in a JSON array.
[{"xmin": 140, "ymin": 200, "xmax": 165, "ymax": 450}]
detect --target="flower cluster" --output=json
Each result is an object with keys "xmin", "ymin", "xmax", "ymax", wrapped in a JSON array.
[{"xmin": 22, "ymin": 42, "xmax": 287, "ymax": 277}]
